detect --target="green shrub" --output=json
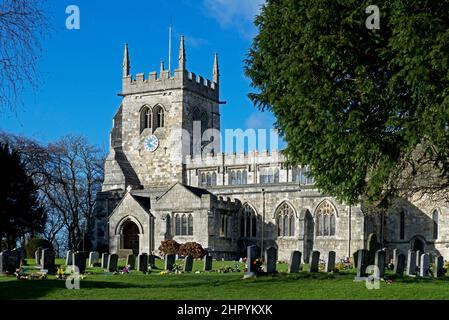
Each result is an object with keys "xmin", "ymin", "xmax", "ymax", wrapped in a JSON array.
[
  {"xmin": 179, "ymin": 242, "xmax": 206, "ymax": 259},
  {"xmin": 25, "ymin": 238, "xmax": 53, "ymax": 258}
]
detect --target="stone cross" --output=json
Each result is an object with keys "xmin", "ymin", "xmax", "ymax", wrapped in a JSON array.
[
  {"xmin": 203, "ymin": 255, "xmax": 212, "ymax": 271},
  {"xmin": 309, "ymin": 251, "xmax": 320, "ymax": 272},
  {"xmin": 165, "ymin": 254, "xmax": 176, "ymax": 271},
  {"xmin": 374, "ymin": 250, "xmax": 386, "ymax": 278},
  {"xmin": 288, "ymin": 251, "xmax": 301, "ymax": 273},
  {"xmin": 419, "ymin": 253, "xmax": 430, "ymax": 278},
  {"xmin": 89, "ymin": 251, "xmax": 100, "ymax": 267},
  {"xmin": 184, "ymin": 256, "xmax": 193, "ymax": 272},
  {"xmin": 434, "ymin": 256, "xmax": 444, "ymax": 278},
  {"xmin": 326, "ymin": 251, "xmax": 336, "ymax": 273},
  {"xmin": 394, "ymin": 253, "xmax": 405, "ymax": 276},
  {"xmin": 126, "ymin": 254, "xmax": 136, "ymax": 270},
  {"xmin": 107, "ymin": 254, "xmax": 119, "ymax": 272},
  {"xmin": 406, "ymin": 250, "xmax": 417, "ymax": 276},
  {"xmin": 137, "ymin": 253, "xmax": 148, "ymax": 273},
  {"xmin": 101, "ymin": 253, "xmax": 109, "ymax": 269},
  {"xmin": 264, "ymin": 247, "xmax": 277, "ymax": 273}
]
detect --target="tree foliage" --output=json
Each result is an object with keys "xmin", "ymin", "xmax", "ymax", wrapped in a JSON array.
[
  {"xmin": 0, "ymin": 143, "xmax": 46, "ymax": 249},
  {"xmin": 245, "ymin": 0, "xmax": 449, "ymax": 205}
]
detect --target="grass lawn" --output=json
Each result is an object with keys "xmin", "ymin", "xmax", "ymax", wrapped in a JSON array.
[{"xmin": 0, "ymin": 258, "xmax": 448, "ymax": 300}]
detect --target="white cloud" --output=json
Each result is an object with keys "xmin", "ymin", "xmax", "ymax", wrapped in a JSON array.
[
  {"xmin": 202, "ymin": 0, "xmax": 265, "ymax": 38},
  {"xmin": 245, "ymin": 111, "xmax": 275, "ymax": 129}
]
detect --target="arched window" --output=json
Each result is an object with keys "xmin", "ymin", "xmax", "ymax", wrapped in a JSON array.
[
  {"xmin": 433, "ymin": 210, "xmax": 439, "ymax": 240},
  {"xmin": 166, "ymin": 215, "xmax": 171, "ymax": 237},
  {"xmin": 207, "ymin": 173, "xmax": 212, "ymax": 186},
  {"xmin": 212, "ymin": 172, "xmax": 217, "ymax": 186},
  {"xmin": 240, "ymin": 204, "xmax": 257, "ymax": 238},
  {"xmin": 181, "ymin": 214, "xmax": 187, "ymax": 235},
  {"xmin": 201, "ymin": 173, "xmax": 206, "ymax": 186},
  {"xmin": 274, "ymin": 169, "xmax": 279, "ymax": 183},
  {"xmin": 242, "ymin": 170, "xmax": 247, "ymax": 185},
  {"xmin": 140, "ymin": 106, "xmax": 151, "ymax": 133},
  {"xmin": 315, "ymin": 201, "xmax": 336, "ymax": 236},
  {"xmin": 231, "ymin": 171, "xmax": 236, "ymax": 186},
  {"xmin": 175, "ymin": 215, "xmax": 181, "ymax": 236},
  {"xmin": 153, "ymin": 105, "xmax": 165, "ymax": 130},
  {"xmin": 188, "ymin": 214, "xmax": 193, "ymax": 236},
  {"xmin": 275, "ymin": 203, "xmax": 295, "ymax": 237},
  {"xmin": 237, "ymin": 171, "xmax": 242, "ymax": 185},
  {"xmin": 200, "ymin": 112, "xmax": 208, "ymax": 134},
  {"xmin": 399, "ymin": 211, "xmax": 405, "ymax": 240}
]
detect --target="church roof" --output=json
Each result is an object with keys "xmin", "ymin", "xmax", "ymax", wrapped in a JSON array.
[
  {"xmin": 131, "ymin": 194, "xmax": 151, "ymax": 212},
  {"xmin": 183, "ymin": 184, "xmax": 212, "ymax": 197}
]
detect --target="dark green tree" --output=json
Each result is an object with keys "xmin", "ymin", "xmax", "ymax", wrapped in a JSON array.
[
  {"xmin": 0, "ymin": 143, "xmax": 46, "ymax": 249},
  {"xmin": 245, "ymin": 0, "xmax": 449, "ymax": 205}
]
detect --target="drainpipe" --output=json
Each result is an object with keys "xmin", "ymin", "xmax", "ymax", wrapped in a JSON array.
[{"xmin": 348, "ymin": 205, "xmax": 352, "ymax": 258}]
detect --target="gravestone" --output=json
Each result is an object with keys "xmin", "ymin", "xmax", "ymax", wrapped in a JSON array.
[
  {"xmin": 11, "ymin": 249, "xmax": 21, "ymax": 268},
  {"xmin": 326, "ymin": 251, "xmax": 336, "ymax": 273},
  {"xmin": 419, "ymin": 253, "xmax": 430, "ymax": 278},
  {"xmin": 66, "ymin": 250, "xmax": 73, "ymax": 266},
  {"xmin": 355, "ymin": 249, "xmax": 369, "ymax": 279},
  {"xmin": 35, "ymin": 247, "xmax": 43, "ymax": 266},
  {"xmin": 101, "ymin": 253, "xmax": 109, "ymax": 269},
  {"xmin": 394, "ymin": 253, "xmax": 406, "ymax": 276},
  {"xmin": 126, "ymin": 254, "xmax": 136, "ymax": 270},
  {"xmin": 184, "ymin": 256, "xmax": 193, "ymax": 272},
  {"xmin": 265, "ymin": 247, "xmax": 277, "ymax": 273},
  {"xmin": 89, "ymin": 251, "xmax": 100, "ymax": 267},
  {"xmin": 309, "ymin": 251, "xmax": 320, "ymax": 272},
  {"xmin": 165, "ymin": 254, "xmax": 176, "ymax": 271},
  {"xmin": 107, "ymin": 254, "xmax": 118, "ymax": 272},
  {"xmin": 434, "ymin": 256, "xmax": 444, "ymax": 278},
  {"xmin": 41, "ymin": 248, "xmax": 55, "ymax": 271},
  {"xmin": 203, "ymin": 255, "xmax": 212, "ymax": 271},
  {"xmin": 392, "ymin": 249, "xmax": 399, "ymax": 266},
  {"xmin": 246, "ymin": 245, "xmax": 261, "ymax": 274},
  {"xmin": 73, "ymin": 252, "xmax": 87, "ymax": 273},
  {"xmin": 288, "ymin": 251, "xmax": 301, "ymax": 273},
  {"xmin": 416, "ymin": 250, "xmax": 421, "ymax": 268},
  {"xmin": 148, "ymin": 254, "xmax": 155, "ymax": 268},
  {"xmin": 0, "ymin": 251, "xmax": 15, "ymax": 274},
  {"xmin": 374, "ymin": 250, "xmax": 386, "ymax": 278},
  {"xmin": 406, "ymin": 250, "xmax": 417, "ymax": 276},
  {"xmin": 137, "ymin": 253, "xmax": 148, "ymax": 273}
]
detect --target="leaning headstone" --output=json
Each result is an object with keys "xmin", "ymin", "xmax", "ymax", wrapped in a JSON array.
[
  {"xmin": 406, "ymin": 250, "xmax": 417, "ymax": 276},
  {"xmin": 107, "ymin": 254, "xmax": 118, "ymax": 272},
  {"xmin": 416, "ymin": 250, "xmax": 421, "ymax": 268},
  {"xmin": 137, "ymin": 253, "xmax": 148, "ymax": 273},
  {"xmin": 126, "ymin": 254, "xmax": 136, "ymax": 270},
  {"xmin": 89, "ymin": 251, "xmax": 100, "ymax": 267},
  {"xmin": 148, "ymin": 254, "xmax": 155, "ymax": 268},
  {"xmin": 374, "ymin": 250, "xmax": 386, "ymax": 278},
  {"xmin": 165, "ymin": 254, "xmax": 176, "ymax": 271},
  {"xmin": 246, "ymin": 245, "xmax": 261, "ymax": 274},
  {"xmin": 355, "ymin": 249, "xmax": 369, "ymax": 279},
  {"xmin": 419, "ymin": 253, "xmax": 430, "ymax": 278},
  {"xmin": 326, "ymin": 251, "xmax": 336, "ymax": 273},
  {"xmin": 203, "ymin": 255, "xmax": 212, "ymax": 271},
  {"xmin": 73, "ymin": 252, "xmax": 87, "ymax": 273},
  {"xmin": 288, "ymin": 251, "xmax": 301, "ymax": 273},
  {"xmin": 66, "ymin": 250, "xmax": 73, "ymax": 266},
  {"xmin": 265, "ymin": 247, "xmax": 277, "ymax": 273},
  {"xmin": 184, "ymin": 256, "xmax": 193, "ymax": 272},
  {"xmin": 41, "ymin": 249, "xmax": 56, "ymax": 274},
  {"xmin": 309, "ymin": 251, "xmax": 320, "ymax": 272},
  {"xmin": 434, "ymin": 256, "xmax": 444, "ymax": 278},
  {"xmin": 394, "ymin": 253, "xmax": 406, "ymax": 276},
  {"xmin": 101, "ymin": 253, "xmax": 109, "ymax": 269}
]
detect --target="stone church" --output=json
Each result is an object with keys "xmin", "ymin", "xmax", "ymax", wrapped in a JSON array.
[{"xmin": 91, "ymin": 36, "xmax": 449, "ymax": 263}]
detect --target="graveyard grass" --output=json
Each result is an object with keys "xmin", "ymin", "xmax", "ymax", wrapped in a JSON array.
[{"xmin": 1, "ymin": 259, "xmax": 449, "ymax": 300}]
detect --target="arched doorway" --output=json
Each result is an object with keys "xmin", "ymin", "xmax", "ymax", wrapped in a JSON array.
[{"xmin": 122, "ymin": 220, "xmax": 140, "ymax": 254}]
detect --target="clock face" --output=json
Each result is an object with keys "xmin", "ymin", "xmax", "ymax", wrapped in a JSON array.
[{"xmin": 144, "ymin": 135, "xmax": 159, "ymax": 152}]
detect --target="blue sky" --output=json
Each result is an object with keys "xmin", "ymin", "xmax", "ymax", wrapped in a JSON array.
[{"xmin": 1, "ymin": 0, "xmax": 282, "ymax": 152}]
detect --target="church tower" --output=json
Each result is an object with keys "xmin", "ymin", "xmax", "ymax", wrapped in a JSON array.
[{"xmin": 102, "ymin": 36, "xmax": 221, "ymax": 190}]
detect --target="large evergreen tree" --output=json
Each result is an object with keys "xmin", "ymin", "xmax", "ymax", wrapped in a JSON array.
[
  {"xmin": 245, "ymin": 0, "xmax": 449, "ymax": 205},
  {"xmin": 0, "ymin": 143, "xmax": 46, "ymax": 249}
]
